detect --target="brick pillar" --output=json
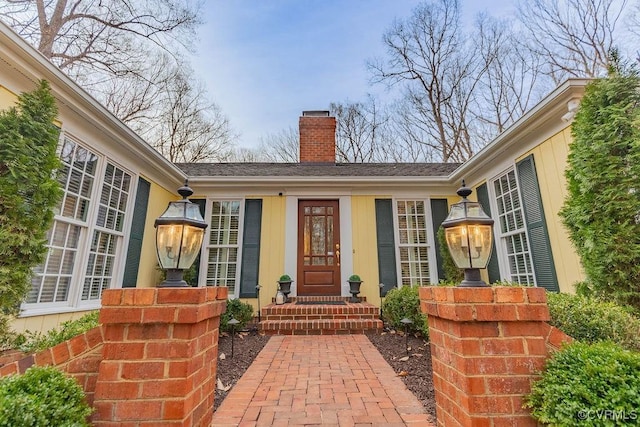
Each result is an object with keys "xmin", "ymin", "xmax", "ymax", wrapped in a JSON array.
[
  {"xmin": 420, "ymin": 286, "xmax": 569, "ymax": 427},
  {"xmin": 92, "ymin": 287, "xmax": 227, "ymax": 427},
  {"xmin": 299, "ymin": 111, "xmax": 336, "ymax": 163}
]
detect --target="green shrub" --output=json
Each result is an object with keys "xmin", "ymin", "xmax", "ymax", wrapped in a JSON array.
[
  {"xmin": 0, "ymin": 81, "xmax": 62, "ymax": 341},
  {"xmin": 560, "ymin": 71, "xmax": 640, "ymax": 311},
  {"xmin": 11, "ymin": 311, "xmax": 99, "ymax": 354},
  {"xmin": 436, "ymin": 227, "xmax": 464, "ymax": 283},
  {"xmin": 547, "ymin": 292, "xmax": 640, "ymax": 352},
  {"xmin": 278, "ymin": 274, "xmax": 292, "ymax": 282},
  {"xmin": 381, "ymin": 285, "xmax": 429, "ymax": 337},
  {"xmin": 221, "ymin": 298, "xmax": 254, "ymax": 332},
  {"xmin": 525, "ymin": 341, "xmax": 640, "ymax": 426},
  {"xmin": 348, "ymin": 274, "xmax": 361, "ymax": 282},
  {"xmin": 0, "ymin": 366, "xmax": 92, "ymax": 426}
]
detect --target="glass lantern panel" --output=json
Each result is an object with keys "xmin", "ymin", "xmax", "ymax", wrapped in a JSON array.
[
  {"xmin": 162, "ymin": 202, "xmax": 186, "ymax": 219},
  {"xmin": 468, "ymin": 224, "xmax": 493, "ymax": 268},
  {"xmin": 185, "ymin": 203, "xmax": 204, "ymax": 221},
  {"xmin": 178, "ymin": 225, "xmax": 205, "ymax": 269},
  {"xmin": 156, "ymin": 224, "xmax": 184, "ymax": 269},
  {"xmin": 445, "ymin": 226, "xmax": 472, "ymax": 269},
  {"xmin": 446, "ymin": 204, "xmax": 466, "ymax": 221}
]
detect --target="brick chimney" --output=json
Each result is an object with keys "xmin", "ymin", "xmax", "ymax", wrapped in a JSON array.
[{"xmin": 299, "ymin": 110, "xmax": 336, "ymax": 163}]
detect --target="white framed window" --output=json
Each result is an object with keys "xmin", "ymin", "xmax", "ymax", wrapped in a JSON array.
[
  {"xmin": 26, "ymin": 137, "xmax": 133, "ymax": 310},
  {"xmin": 492, "ymin": 169, "xmax": 535, "ymax": 285},
  {"xmin": 395, "ymin": 200, "xmax": 433, "ymax": 286},
  {"xmin": 204, "ymin": 200, "xmax": 242, "ymax": 295}
]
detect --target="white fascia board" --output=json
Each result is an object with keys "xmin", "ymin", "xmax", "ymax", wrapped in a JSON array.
[
  {"xmin": 450, "ymin": 79, "xmax": 590, "ymax": 185},
  {"xmin": 188, "ymin": 175, "xmax": 453, "ymax": 191},
  {"xmin": 0, "ymin": 22, "xmax": 185, "ymax": 190}
]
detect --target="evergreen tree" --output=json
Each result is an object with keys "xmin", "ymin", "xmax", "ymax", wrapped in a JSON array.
[
  {"xmin": 560, "ymin": 70, "xmax": 640, "ymax": 310},
  {"xmin": 0, "ymin": 81, "xmax": 61, "ymax": 339}
]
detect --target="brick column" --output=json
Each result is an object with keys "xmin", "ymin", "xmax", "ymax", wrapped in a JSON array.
[
  {"xmin": 92, "ymin": 287, "xmax": 227, "ymax": 427},
  {"xmin": 420, "ymin": 286, "xmax": 569, "ymax": 427}
]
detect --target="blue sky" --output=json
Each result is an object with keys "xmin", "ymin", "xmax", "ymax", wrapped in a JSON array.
[{"xmin": 191, "ymin": 1, "xmax": 515, "ymax": 150}]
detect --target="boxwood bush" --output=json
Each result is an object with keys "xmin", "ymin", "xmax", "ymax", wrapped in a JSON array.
[
  {"xmin": 11, "ymin": 311, "xmax": 99, "ymax": 354},
  {"xmin": 525, "ymin": 341, "xmax": 640, "ymax": 426},
  {"xmin": 220, "ymin": 298, "xmax": 254, "ymax": 332},
  {"xmin": 0, "ymin": 366, "xmax": 92, "ymax": 426},
  {"xmin": 381, "ymin": 285, "xmax": 429, "ymax": 337},
  {"xmin": 546, "ymin": 292, "xmax": 640, "ymax": 352}
]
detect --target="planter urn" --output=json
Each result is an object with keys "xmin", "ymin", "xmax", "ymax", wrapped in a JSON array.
[
  {"xmin": 277, "ymin": 280, "xmax": 293, "ymax": 303},
  {"xmin": 348, "ymin": 280, "xmax": 362, "ymax": 303}
]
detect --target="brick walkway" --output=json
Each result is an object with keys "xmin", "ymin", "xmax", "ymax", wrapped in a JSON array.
[{"xmin": 211, "ymin": 335, "xmax": 434, "ymax": 427}]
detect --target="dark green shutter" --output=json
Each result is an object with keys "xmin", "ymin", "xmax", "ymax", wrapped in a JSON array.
[
  {"xmin": 430, "ymin": 199, "xmax": 449, "ymax": 281},
  {"xmin": 239, "ymin": 199, "xmax": 263, "ymax": 298},
  {"xmin": 476, "ymin": 183, "xmax": 501, "ymax": 284},
  {"xmin": 188, "ymin": 199, "xmax": 206, "ymax": 287},
  {"xmin": 516, "ymin": 155, "xmax": 560, "ymax": 292},
  {"xmin": 375, "ymin": 199, "xmax": 397, "ymax": 296},
  {"xmin": 122, "ymin": 177, "xmax": 150, "ymax": 288}
]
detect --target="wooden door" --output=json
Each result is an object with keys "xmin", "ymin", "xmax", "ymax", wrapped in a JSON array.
[{"xmin": 297, "ymin": 200, "xmax": 341, "ymax": 296}]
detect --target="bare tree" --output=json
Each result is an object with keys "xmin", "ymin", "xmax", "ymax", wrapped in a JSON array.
[
  {"xmin": 1, "ymin": 0, "xmax": 235, "ymax": 163},
  {"xmin": 147, "ymin": 66, "xmax": 234, "ymax": 163},
  {"xmin": 330, "ymin": 96, "xmax": 393, "ymax": 163},
  {"xmin": 0, "ymin": 0, "xmax": 200, "ymax": 72},
  {"xmin": 257, "ymin": 127, "xmax": 299, "ymax": 163},
  {"xmin": 369, "ymin": 0, "xmax": 488, "ymax": 162},
  {"xmin": 516, "ymin": 0, "xmax": 628, "ymax": 83},
  {"xmin": 473, "ymin": 13, "xmax": 550, "ymax": 139}
]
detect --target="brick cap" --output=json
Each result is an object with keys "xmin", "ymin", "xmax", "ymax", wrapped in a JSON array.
[
  {"xmin": 102, "ymin": 287, "xmax": 227, "ymax": 307},
  {"xmin": 419, "ymin": 286, "xmax": 549, "ymax": 322}
]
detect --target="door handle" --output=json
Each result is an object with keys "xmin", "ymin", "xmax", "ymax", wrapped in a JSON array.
[{"xmin": 336, "ymin": 250, "xmax": 340, "ymax": 266}]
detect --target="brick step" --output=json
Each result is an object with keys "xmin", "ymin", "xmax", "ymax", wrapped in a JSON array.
[
  {"xmin": 259, "ymin": 318, "xmax": 383, "ymax": 335},
  {"xmin": 262, "ymin": 307, "xmax": 380, "ymax": 321},
  {"xmin": 259, "ymin": 297, "xmax": 382, "ymax": 335}
]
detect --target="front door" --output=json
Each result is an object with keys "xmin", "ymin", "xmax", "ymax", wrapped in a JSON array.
[{"xmin": 297, "ymin": 200, "xmax": 341, "ymax": 296}]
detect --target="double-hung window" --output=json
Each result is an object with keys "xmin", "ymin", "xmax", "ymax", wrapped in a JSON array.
[
  {"xmin": 26, "ymin": 137, "xmax": 132, "ymax": 309},
  {"xmin": 492, "ymin": 169, "xmax": 535, "ymax": 285},
  {"xmin": 205, "ymin": 200, "xmax": 242, "ymax": 295},
  {"xmin": 395, "ymin": 200, "xmax": 432, "ymax": 286}
]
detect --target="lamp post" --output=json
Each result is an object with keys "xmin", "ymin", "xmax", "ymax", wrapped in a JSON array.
[
  {"xmin": 400, "ymin": 317, "xmax": 413, "ymax": 355},
  {"xmin": 441, "ymin": 180, "xmax": 495, "ymax": 287},
  {"xmin": 154, "ymin": 180, "xmax": 208, "ymax": 287},
  {"xmin": 256, "ymin": 284, "xmax": 262, "ymax": 323},
  {"xmin": 228, "ymin": 317, "xmax": 240, "ymax": 358},
  {"xmin": 379, "ymin": 283, "xmax": 385, "ymax": 320}
]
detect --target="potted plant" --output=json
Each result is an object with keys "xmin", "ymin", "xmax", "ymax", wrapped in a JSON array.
[
  {"xmin": 277, "ymin": 274, "xmax": 293, "ymax": 303},
  {"xmin": 347, "ymin": 274, "xmax": 363, "ymax": 303}
]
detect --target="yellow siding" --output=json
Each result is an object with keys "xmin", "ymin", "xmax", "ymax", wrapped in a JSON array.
[
  {"xmin": 0, "ymin": 85, "xmax": 17, "ymax": 110},
  {"xmin": 351, "ymin": 196, "xmax": 383, "ymax": 306},
  {"xmin": 517, "ymin": 127, "xmax": 584, "ymax": 292},
  {"xmin": 136, "ymin": 179, "xmax": 176, "ymax": 287},
  {"xmin": 255, "ymin": 196, "xmax": 286, "ymax": 311},
  {"xmin": 11, "ymin": 310, "xmax": 97, "ymax": 334}
]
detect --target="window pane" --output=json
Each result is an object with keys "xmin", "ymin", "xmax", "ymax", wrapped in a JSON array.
[
  {"xmin": 206, "ymin": 200, "xmax": 241, "ymax": 295},
  {"xmin": 493, "ymin": 170, "xmax": 535, "ymax": 285},
  {"xmin": 28, "ymin": 221, "xmax": 81, "ymax": 304},
  {"xmin": 396, "ymin": 200, "xmax": 431, "ymax": 286},
  {"xmin": 97, "ymin": 163, "xmax": 131, "ymax": 232},
  {"xmin": 82, "ymin": 230, "xmax": 119, "ymax": 301}
]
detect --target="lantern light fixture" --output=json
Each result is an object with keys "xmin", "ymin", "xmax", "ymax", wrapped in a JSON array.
[
  {"xmin": 441, "ymin": 180, "xmax": 495, "ymax": 287},
  {"xmin": 154, "ymin": 180, "xmax": 208, "ymax": 287}
]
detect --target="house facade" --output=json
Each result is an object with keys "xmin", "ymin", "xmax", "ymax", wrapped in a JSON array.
[{"xmin": 1, "ymin": 21, "xmax": 586, "ymax": 334}]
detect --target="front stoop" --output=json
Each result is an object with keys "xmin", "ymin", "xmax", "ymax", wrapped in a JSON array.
[{"xmin": 259, "ymin": 296, "xmax": 383, "ymax": 335}]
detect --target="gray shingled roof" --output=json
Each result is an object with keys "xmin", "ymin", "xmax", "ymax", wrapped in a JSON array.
[{"xmin": 175, "ymin": 162, "xmax": 461, "ymax": 177}]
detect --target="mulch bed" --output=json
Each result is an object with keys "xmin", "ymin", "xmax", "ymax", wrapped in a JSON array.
[{"xmin": 213, "ymin": 328, "xmax": 436, "ymax": 422}]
